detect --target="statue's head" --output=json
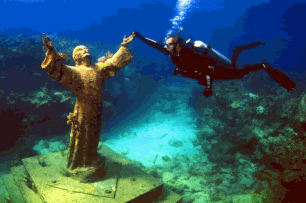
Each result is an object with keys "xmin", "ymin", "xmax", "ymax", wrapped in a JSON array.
[{"xmin": 73, "ymin": 45, "xmax": 91, "ymax": 66}]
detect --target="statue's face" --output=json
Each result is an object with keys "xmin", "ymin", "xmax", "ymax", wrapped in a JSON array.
[{"xmin": 73, "ymin": 45, "xmax": 92, "ymax": 66}]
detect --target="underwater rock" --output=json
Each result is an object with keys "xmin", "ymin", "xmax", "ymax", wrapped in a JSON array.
[
  {"xmin": 48, "ymin": 141, "xmax": 66, "ymax": 152},
  {"xmin": 162, "ymin": 172, "xmax": 176, "ymax": 183},
  {"xmin": 32, "ymin": 143, "xmax": 50, "ymax": 155},
  {"xmin": 33, "ymin": 140, "xmax": 66, "ymax": 155},
  {"xmin": 238, "ymin": 173, "xmax": 255, "ymax": 188},
  {"xmin": 120, "ymin": 148, "xmax": 130, "ymax": 156},
  {"xmin": 293, "ymin": 91, "xmax": 306, "ymax": 122},
  {"xmin": 196, "ymin": 125, "xmax": 215, "ymax": 138},
  {"xmin": 168, "ymin": 139, "xmax": 183, "ymax": 147},
  {"xmin": 0, "ymin": 196, "xmax": 9, "ymax": 203},
  {"xmin": 161, "ymin": 155, "xmax": 170, "ymax": 162},
  {"xmin": 121, "ymin": 131, "xmax": 137, "ymax": 138}
]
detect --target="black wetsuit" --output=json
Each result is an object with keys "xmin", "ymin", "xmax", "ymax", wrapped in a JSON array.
[
  {"xmin": 170, "ymin": 44, "xmax": 264, "ymax": 83},
  {"xmin": 170, "ymin": 45, "xmax": 214, "ymax": 78},
  {"xmin": 134, "ymin": 32, "xmax": 296, "ymax": 95}
]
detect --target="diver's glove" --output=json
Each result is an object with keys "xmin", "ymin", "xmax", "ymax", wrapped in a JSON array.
[{"xmin": 132, "ymin": 31, "xmax": 144, "ymax": 40}]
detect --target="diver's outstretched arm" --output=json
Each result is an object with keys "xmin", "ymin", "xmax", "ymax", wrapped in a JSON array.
[{"xmin": 133, "ymin": 31, "xmax": 169, "ymax": 55}]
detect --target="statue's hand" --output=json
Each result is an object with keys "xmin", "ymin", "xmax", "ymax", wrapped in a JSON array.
[
  {"xmin": 121, "ymin": 33, "xmax": 135, "ymax": 47},
  {"xmin": 42, "ymin": 33, "xmax": 54, "ymax": 51}
]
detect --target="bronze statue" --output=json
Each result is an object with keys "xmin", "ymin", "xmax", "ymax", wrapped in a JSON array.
[{"xmin": 41, "ymin": 33, "xmax": 135, "ymax": 182}]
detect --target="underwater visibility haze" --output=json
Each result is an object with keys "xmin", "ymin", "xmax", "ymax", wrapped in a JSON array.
[{"xmin": 1, "ymin": 0, "xmax": 306, "ymax": 202}]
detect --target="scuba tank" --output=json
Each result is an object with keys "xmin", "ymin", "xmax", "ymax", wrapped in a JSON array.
[
  {"xmin": 172, "ymin": 29, "xmax": 232, "ymax": 68},
  {"xmin": 186, "ymin": 39, "xmax": 232, "ymax": 68}
]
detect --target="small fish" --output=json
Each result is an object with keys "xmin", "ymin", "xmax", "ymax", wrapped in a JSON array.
[
  {"xmin": 54, "ymin": 92, "xmax": 63, "ymax": 95},
  {"xmin": 60, "ymin": 96, "xmax": 71, "ymax": 103},
  {"xmin": 125, "ymin": 78, "xmax": 129, "ymax": 81}
]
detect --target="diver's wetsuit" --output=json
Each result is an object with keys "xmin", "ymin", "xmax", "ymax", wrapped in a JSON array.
[
  {"xmin": 134, "ymin": 33, "xmax": 296, "ymax": 96},
  {"xmin": 170, "ymin": 44, "xmax": 264, "ymax": 81}
]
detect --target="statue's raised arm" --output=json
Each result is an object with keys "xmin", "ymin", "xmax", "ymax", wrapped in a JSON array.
[
  {"xmin": 41, "ymin": 34, "xmax": 81, "ymax": 94},
  {"xmin": 96, "ymin": 34, "xmax": 135, "ymax": 80}
]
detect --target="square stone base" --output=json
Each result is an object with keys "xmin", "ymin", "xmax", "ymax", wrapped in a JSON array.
[{"xmin": 2, "ymin": 143, "xmax": 182, "ymax": 203}]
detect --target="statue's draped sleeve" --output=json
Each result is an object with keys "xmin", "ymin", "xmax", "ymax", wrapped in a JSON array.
[
  {"xmin": 41, "ymin": 50, "xmax": 81, "ymax": 94},
  {"xmin": 96, "ymin": 46, "xmax": 133, "ymax": 80}
]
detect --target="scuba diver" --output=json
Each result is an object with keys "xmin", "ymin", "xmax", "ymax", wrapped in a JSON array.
[{"xmin": 132, "ymin": 30, "xmax": 296, "ymax": 97}]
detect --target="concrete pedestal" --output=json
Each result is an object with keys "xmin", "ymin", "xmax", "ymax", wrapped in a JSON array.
[{"xmin": 2, "ymin": 143, "xmax": 182, "ymax": 203}]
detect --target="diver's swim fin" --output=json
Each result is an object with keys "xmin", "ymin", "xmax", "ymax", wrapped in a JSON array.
[
  {"xmin": 232, "ymin": 41, "xmax": 265, "ymax": 52},
  {"xmin": 231, "ymin": 41, "xmax": 266, "ymax": 68},
  {"xmin": 263, "ymin": 63, "xmax": 296, "ymax": 91}
]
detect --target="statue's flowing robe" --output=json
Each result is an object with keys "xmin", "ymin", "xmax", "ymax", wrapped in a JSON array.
[{"xmin": 41, "ymin": 46, "xmax": 133, "ymax": 171}]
